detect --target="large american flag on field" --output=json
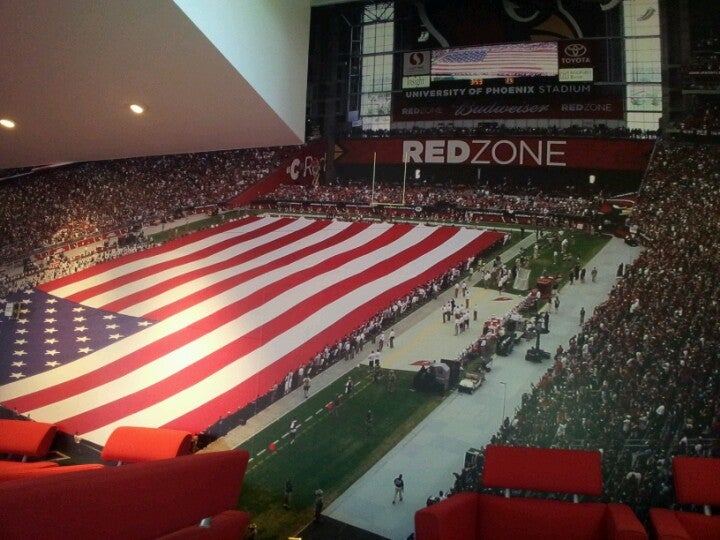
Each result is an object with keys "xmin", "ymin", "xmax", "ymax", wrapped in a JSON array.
[
  {"xmin": 432, "ymin": 41, "xmax": 558, "ymax": 79},
  {"xmin": 0, "ymin": 216, "xmax": 502, "ymax": 445}
]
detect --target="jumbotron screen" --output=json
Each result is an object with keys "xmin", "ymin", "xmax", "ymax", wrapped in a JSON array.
[{"xmin": 431, "ymin": 42, "xmax": 558, "ymax": 81}]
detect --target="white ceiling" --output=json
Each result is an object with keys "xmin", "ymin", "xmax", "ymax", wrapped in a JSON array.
[{"xmin": 0, "ymin": 0, "xmax": 314, "ymax": 169}]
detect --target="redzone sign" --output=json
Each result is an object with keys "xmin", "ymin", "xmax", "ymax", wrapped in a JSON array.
[
  {"xmin": 403, "ymin": 139, "xmax": 568, "ymax": 166},
  {"xmin": 334, "ymin": 137, "xmax": 655, "ymax": 172}
]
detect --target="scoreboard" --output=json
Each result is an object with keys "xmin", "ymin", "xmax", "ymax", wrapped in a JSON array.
[{"xmin": 395, "ymin": 39, "xmax": 620, "ymax": 121}]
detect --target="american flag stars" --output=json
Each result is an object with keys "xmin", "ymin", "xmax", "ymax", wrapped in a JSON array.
[{"xmin": 0, "ymin": 289, "xmax": 150, "ymax": 387}]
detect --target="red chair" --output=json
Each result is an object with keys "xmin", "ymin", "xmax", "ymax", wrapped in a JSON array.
[
  {"xmin": 650, "ymin": 456, "xmax": 720, "ymax": 539},
  {"xmin": 415, "ymin": 445, "xmax": 647, "ymax": 540}
]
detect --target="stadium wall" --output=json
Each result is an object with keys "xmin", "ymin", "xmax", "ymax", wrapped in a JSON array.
[{"xmin": 332, "ymin": 136, "xmax": 654, "ymax": 193}]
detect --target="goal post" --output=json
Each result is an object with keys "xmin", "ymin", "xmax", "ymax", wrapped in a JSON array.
[{"xmin": 370, "ymin": 152, "xmax": 408, "ymax": 207}]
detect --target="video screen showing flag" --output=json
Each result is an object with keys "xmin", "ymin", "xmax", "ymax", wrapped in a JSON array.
[
  {"xmin": 1, "ymin": 216, "xmax": 502, "ymax": 445},
  {"xmin": 431, "ymin": 41, "xmax": 558, "ymax": 80}
]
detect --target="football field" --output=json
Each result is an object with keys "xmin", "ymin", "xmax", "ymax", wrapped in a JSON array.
[{"xmin": 237, "ymin": 366, "xmax": 442, "ymax": 539}]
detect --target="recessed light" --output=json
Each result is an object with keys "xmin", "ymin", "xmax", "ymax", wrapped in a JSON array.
[
  {"xmin": 0, "ymin": 118, "xmax": 16, "ymax": 129},
  {"xmin": 129, "ymin": 104, "xmax": 145, "ymax": 114}
]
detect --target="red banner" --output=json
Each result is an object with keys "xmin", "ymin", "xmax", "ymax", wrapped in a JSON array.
[
  {"xmin": 228, "ymin": 141, "xmax": 327, "ymax": 207},
  {"xmin": 334, "ymin": 137, "xmax": 654, "ymax": 172}
]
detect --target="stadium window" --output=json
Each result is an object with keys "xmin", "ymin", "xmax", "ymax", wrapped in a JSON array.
[
  {"xmin": 623, "ymin": 0, "xmax": 661, "ymax": 130},
  {"xmin": 361, "ymin": 92, "xmax": 391, "ymax": 116},
  {"xmin": 359, "ymin": 2, "xmax": 394, "ymax": 131}
]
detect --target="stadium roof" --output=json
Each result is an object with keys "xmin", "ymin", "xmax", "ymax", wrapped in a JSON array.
[{"xmin": 0, "ymin": 0, "xmax": 328, "ymax": 170}]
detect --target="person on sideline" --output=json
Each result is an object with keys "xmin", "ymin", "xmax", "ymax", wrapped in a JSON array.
[
  {"xmin": 283, "ymin": 479, "xmax": 293, "ymax": 509},
  {"xmin": 392, "ymin": 474, "xmax": 405, "ymax": 504},
  {"xmin": 314, "ymin": 489, "xmax": 324, "ymax": 521},
  {"xmin": 387, "ymin": 369, "xmax": 397, "ymax": 393},
  {"xmin": 365, "ymin": 409, "xmax": 374, "ymax": 434}
]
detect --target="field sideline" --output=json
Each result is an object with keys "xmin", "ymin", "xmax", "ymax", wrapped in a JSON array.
[{"xmin": 237, "ymin": 366, "xmax": 442, "ymax": 539}]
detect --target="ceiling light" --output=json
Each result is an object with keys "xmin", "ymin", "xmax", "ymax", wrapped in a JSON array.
[
  {"xmin": 0, "ymin": 118, "xmax": 16, "ymax": 129},
  {"xmin": 129, "ymin": 104, "xmax": 145, "ymax": 114}
]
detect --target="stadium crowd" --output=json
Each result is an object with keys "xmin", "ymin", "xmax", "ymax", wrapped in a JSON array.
[
  {"xmin": 255, "ymin": 182, "xmax": 598, "ymax": 226},
  {"xmin": 673, "ymin": 97, "xmax": 720, "ymax": 132},
  {"xmin": 447, "ymin": 138, "xmax": 720, "ymax": 522},
  {"xmin": 0, "ymin": 146, "xmax": 293, "ymax": 263},
  {"xmin": 2, "ymin": 130, "xmax": 717, "ymax": 526},
  {"xmin": 0, "ymin": 234, "xmax": 151, "ymax": 297},
  {"xmin": 343, "ymin": 123, "xmax": 655, "ymax": 140}
]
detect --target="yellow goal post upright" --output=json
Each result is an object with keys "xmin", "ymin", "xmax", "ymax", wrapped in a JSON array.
[{"xmin": 370, "ymin": 151, "xmax": 409, "ymax": 207}]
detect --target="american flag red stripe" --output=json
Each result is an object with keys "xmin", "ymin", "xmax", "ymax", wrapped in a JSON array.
[{"xmin": 1, "ymin": 217, "xmax": 503, "ymax": 445}]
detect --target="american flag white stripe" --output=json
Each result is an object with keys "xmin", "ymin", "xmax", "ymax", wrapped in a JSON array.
[
  {"xmin": 73, "ymin": 218, "xmax": 355, "ymax": 316},
  {"xmin": 39, "ymin": 218, "xmax": 289, "ymax": 307},
  {"xmin": 2, "ymin": 218, "xmax": 502, "ymax": 445},
  {"xmin": 44, "ymin": 215, "xmax": 271, "ymax": 300}
]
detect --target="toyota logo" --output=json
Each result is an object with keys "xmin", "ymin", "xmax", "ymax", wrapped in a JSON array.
[{"xmin": 564, "ymin": 44, "xmax": 587, "ymax": 57}]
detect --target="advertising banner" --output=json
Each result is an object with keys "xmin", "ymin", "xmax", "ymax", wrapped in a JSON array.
[
  {"xmin": 392, "ymin": 81, "xmax": 623, "ymax": 121},
  {"xmin": 334, "ymin": 137, "xmax": 653, "ymax": 172}
]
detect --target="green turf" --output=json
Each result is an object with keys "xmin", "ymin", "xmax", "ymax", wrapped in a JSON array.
[
  {"xmin": 476, "ymin": 229, "xmax": 610, "ymax": 305},
  {"xmin": 237, "ymin": 366, "xmax": 443, "ymax": 539}
]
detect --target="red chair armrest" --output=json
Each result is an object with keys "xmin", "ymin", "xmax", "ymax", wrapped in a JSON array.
[
  {"xmin": 101, "ymin": 426, "xmax": 193, "ymax": 463},
  {"xmin": 0, "ymin": 420, "xmax": 57, "ymax": 457},
  {"xmin": 649, "ymin": 508, "xmax": 691, "ymax": 540},
  {"xmin": 605, "ymin": 503, "xmax": 648, "ymax": 540}
]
